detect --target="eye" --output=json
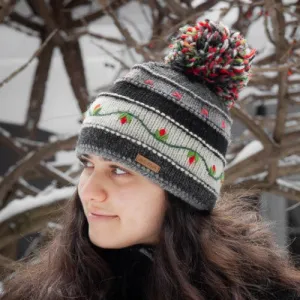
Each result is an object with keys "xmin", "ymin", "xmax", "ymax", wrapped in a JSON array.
[
  {"xmin": 78, "ymin": 157, "xmax": 129, "ymax": 176},
  {"xmin": 112, "ymin": 166, "xmax": 128, "ymax": 176},
  {"xmin": 78, "ymin": 157, "xmax": 93, "ymax": 168}
]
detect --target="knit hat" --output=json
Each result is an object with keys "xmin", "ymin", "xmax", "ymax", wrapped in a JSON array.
[{"xmin": 75, "ymin": 19, "xmax": 256, "ymax": 211}]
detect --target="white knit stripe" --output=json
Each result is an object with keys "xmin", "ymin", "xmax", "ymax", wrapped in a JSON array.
[
  {"xmin": 131, "ymin": 62, "xmax": 233, "ymax": 124},
  {"xmin": 84, "ymin": 99, "xmax": 224, "ymax": 193},
  {"xmin": 92, "ymin": 93, "xmax": 226, "ymax": 164},
  {"xmin": 81, "ymin": 122, "xmax": 219, "ymax": 196}
]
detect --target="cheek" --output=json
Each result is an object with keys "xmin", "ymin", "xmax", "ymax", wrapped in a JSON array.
[{"xmin": 119, "ymin": 188, "xmax": 166, "ymax": 229}]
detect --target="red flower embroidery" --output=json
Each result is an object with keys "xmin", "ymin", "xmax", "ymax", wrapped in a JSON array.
[
  {"xmin": 172, "ymin": 91, "xmax": 182, "ymax": 100},
  {"xmin": 155, "ymin": 128, "xmax": 168, "ymax": 141},
  {"xmin": 221, "ymin": 120, "xmax": 226, "ymax": 129},
  {"xmin": 120, "ymin": 116, "xmax": 127, "ymax": 124},
  {"xmin": 187, "ymin": 151, "xmax": 200, "ymax": 165},
  {"xmin": 159, "ymin": 128, "xmax": 166, "ymax": 136},
  {"xmin": 201, "ymin": 108, "xmax": 209, "ymax": 117},
  {"xmin": 119, "ymin": 113, "xmax": 132, "ymax": 125},
  {"xmin": 189, "ymin": 156, "xmax": 196, "ymax": 164},
  {"xmin": 209, "ymin": 165, "xmax": 217, "ymax": 176},
  {"xmin": 144, "ymin": 79, "xmax": 154, "ymax": 86},
  {"xmin": 91, "ymin": 103, "xmax": 101, "ymax": 115}
]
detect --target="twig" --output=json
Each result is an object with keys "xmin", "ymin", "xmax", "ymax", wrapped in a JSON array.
[
  {"xmin": 0, "ymin": 30, "xmax": 57, "ymax": 89},
  {"xmin": 90, "ymin": 39, "xmax": 131, "ymax": 70},
  {"xmin": 0, "ymin": 0, "xmax": 16, "ymax": 23},
  {"xmin": 0, "ymin": 134, "xmax": 77, "ymax": 206}
]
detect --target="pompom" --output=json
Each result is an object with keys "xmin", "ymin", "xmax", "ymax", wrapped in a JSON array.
[{"xmin": 164, "ymin": 19, "xmax": 256, "ymax": 109}]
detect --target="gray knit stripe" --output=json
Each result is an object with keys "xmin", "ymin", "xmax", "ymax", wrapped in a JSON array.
[
  {"xmin": 129, "ymin": 62, "xmax": 232, "ymax": 123},
  {"xmin": 121, "ymin": 63, "xmax": 232, "ymax": 135},
  {"xmin": 146, "ymin": 61, "xmax": 231, "ymax": 115},
  {"xmin": 93, "ymin": 92, "xmax": 226, "ymax": 164}
]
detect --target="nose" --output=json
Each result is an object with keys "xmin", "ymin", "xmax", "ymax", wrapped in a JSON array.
[{"xmin": 80, "ymin": 169, "xmax": 110, "ymax": 203}]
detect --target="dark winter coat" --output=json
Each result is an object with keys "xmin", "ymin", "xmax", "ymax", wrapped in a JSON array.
[{"xmin": 103, "ymin": 245, "xmax": 300, "ymax": 300}]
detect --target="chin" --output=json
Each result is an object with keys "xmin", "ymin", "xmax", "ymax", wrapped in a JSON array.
[{"xmin": 89, "ymin": 234, "xmax": 135, "ymax": 249}]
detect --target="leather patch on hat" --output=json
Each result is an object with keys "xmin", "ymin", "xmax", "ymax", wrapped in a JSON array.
[{"xmin": 135, "ymin": 153, "xmax": 161, "ymax": 173}]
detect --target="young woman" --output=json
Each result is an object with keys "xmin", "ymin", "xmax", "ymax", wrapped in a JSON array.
[{"xmin": 2, "ymin": 19, "xmax": 300, "ymax": 300}]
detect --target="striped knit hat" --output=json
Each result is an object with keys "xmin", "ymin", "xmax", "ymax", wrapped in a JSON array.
[{"xmin": 75, "ymin": 19, "xmax": 256, "ymax": 211}]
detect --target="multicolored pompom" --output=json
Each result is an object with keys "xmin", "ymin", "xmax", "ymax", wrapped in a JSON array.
[{"xmin": 164, "ymin": 19, "xmax": 256, "ymax": 109}]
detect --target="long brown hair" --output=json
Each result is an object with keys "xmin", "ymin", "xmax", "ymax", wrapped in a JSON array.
[{"xmin": 2, "ymin": 188, "xmax": 300, "ymax": 300}]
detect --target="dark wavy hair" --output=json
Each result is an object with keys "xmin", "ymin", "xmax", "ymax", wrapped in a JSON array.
[{"xmin": 2, "ymin": 187, "xmax": 300, "ymax": 300}]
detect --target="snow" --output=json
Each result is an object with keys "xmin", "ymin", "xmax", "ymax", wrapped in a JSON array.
[
  {"xmin": 235, "ymin": 171, "xmax": 268, "ymax": 184},
  {"xmin": 286, "ymin": 201, "xmax": 300, "ymax": 212},
  {"xmin": 47, "ymin": 221, "xmax": 63, "ymax": 230},
  {"xmin": 277, "ymin": 178, "xmax": 300, "ymax": 192},
  {"xmin": 18, "ymin": 177, "xmax": 40, "ymax": 194},
  {"xmin": 0, "ymin": 186, "xmax": 75, "ymax": 223},
  {"xmin": 39, "ymin": 162, "xmax": 77, "ymax": 185},
  {"xmin": 279, "ymin": 155, "xmax": 300, "ymax": 166},
  {"xmin": 225, "ymin": 140, "xmax": 264, "ymax": 169},
  {"xmin": 50, "ymin": 150, "xmax": 77, "ymax": 167},
  {"xmin": 0, "ymin": 126, "xmax": 11, "ymax": 137}
]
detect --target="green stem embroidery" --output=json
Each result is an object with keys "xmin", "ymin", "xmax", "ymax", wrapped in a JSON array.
[{"xmin": 89, "ymin": 110, "xmax": 224, "ymax": 181}]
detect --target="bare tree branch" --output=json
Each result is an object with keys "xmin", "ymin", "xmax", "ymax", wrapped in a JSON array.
[
  {"xmin": 8, "ymin": 11, "xmax": 43, "ymax": 31},
  {"xmin": 0, "ymin": 199, "xmax": 66, "ymax": 251},
  {"xmin": 231, "ymin": 106, "xmax": 275, "ymax": 147},
  {"xmin": 0, "ymin": 0, "xmax": 16, "ymax": 23},
  {"xmin": 0, "ymin": 133, "xmax": 77, "ymax": 206},
  {"xmin": 24, "ymin": 36, "xmax": 54, "ymax": 138},
  {"xmin": 0, "ymin": 30, "xmax": 57, "ymax": 89}
]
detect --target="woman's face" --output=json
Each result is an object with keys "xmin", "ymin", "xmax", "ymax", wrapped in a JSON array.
[{"xmin": 78, "ymin": 153, "xmax": 167, "ymax": 249}]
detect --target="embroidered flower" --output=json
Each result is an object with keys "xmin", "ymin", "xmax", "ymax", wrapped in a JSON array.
[
  {"xmin": 221, "ymin": 120, "xmax": 226, "ymax": 129},
  {"xmin": 155, "ymin": 128, "xmax": 169, "ymax": 141},
  {"xmin": 144, "ymin": 79, "xmax": 154, "ymax": 86},
  {"xmin": 209, "ymin": 165, "xmax": 217, "ymax": 176},
  {"xmin": 201, "ymin": 108, "xmax": 209, "ymax": 117},
  {"xmin": 172, "ymin": 91, "xmax": 182, "ymax": 100},
  {"xmin": 91, "ymin": 103, "xmax": 102, "ymax": 116},
  {"xmin": 187, "ymin": 150, "xmax": 200, "ymax": 165},
  {"xmin": 119, "ymin": 112, "xmax": 132, "ymax": 125}
]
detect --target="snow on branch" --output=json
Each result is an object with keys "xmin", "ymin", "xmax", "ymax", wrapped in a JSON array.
[{"xmin": 0, "ymin": 186, "xmax": 75, "ymax": 224}]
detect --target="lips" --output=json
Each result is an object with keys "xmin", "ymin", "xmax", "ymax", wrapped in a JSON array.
[
  {"xmin": 87, "ymin": 212, "xmax": 118, "ymax": 221},
  {"xmin": 90, "ymin": 212, "xmax": 117, "ymax": 217}
]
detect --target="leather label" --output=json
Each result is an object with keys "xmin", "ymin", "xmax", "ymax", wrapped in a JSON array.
[{"xmin": 135, "ymin": 153, "xmax": 161, "ymax": 173}]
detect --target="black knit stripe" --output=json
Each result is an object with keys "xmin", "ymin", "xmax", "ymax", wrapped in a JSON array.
[
  {"xmin": 76, "ymin": 126, "xmax": 217, "ymax": 210},
  {"xmin": 108, "ymin": 80, "xmax": 228, "ymax": 158}
]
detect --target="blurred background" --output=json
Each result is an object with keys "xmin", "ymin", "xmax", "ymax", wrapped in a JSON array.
[{"xmin": 0, "ymin": 0, "xmax": 300, "ymax": 284}]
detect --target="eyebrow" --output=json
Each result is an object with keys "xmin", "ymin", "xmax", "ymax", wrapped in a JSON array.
[
  {"xmin": 79, "ymin": 154, "xmax": 135, "ymax": 173},
  {"xmin": 80, "ymin": 154, "xmax": 112, "ymax": 162}
]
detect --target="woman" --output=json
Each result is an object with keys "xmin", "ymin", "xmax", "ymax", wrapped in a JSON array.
[{"xmin": 2, "ymin": 19, "xmax": 300, "ymax": 300}]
